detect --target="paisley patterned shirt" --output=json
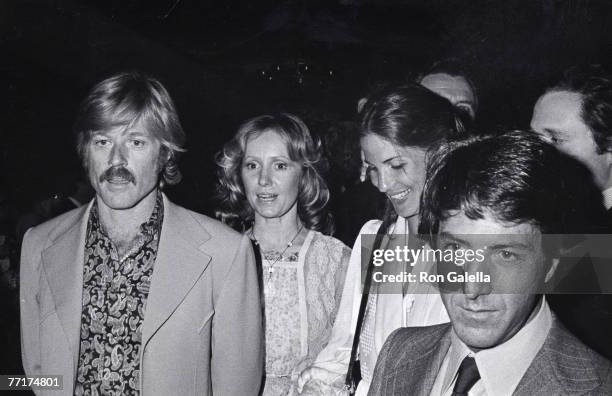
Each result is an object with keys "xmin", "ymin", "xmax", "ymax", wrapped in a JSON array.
[{"xmin": 75, "ymin": 192, "xmax": 163, "ymax": 396}]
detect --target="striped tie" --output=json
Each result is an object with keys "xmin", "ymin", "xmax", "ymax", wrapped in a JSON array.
[{"xmin": 452, "ymin": 356, "xmax": 480, "ymax": 396}]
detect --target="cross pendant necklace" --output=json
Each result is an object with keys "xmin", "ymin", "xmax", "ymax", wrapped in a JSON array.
[{"xmin": 251, "ymin": 224, "xmax": 304, "ymax": 296}]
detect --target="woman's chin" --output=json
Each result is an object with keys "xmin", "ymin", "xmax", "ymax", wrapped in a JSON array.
[{"xmin": 391, "ymin": 201, "xmax": 418, "ymax": 220}]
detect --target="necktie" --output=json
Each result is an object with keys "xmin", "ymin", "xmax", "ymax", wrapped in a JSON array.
[{"xmin": 451, "ymin": 356, "xmax": 480, "ymax": 396}]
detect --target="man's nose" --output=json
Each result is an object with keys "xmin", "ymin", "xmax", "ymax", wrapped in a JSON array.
[
  {"xmin": 462, "ymin": 258, "xmax": 492, "ymax": 299},
  {"xmin": 108, "ymin": 144, "xmax": 128, "ymax": 167}
]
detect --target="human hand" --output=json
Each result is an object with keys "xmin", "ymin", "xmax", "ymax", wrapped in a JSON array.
[{"xmin": 297, "ymin": 367, "xmax": 343, "ymax": 395}]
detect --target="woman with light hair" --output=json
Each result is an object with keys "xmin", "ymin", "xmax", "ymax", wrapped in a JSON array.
[{"xmin": 216, "ymin": 113, "xmax": 351, "ymax": 395}]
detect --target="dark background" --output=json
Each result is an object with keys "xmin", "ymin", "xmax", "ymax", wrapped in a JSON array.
[
  {"xmin": 1, "ymin": 0, "xmax": 612, "ymax": 375},
  {"xmin": 2, "ymin": 0, "xmax": 612, "ymax": 214}
]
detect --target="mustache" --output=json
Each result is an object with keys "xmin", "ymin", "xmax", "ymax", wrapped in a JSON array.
[{"xmin": 99, "ymin": 166, "xmax": 135, "ymax": 184}]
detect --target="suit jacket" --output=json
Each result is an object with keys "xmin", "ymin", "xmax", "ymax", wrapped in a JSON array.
[
  {"xmin": 547, "ymin": 211, "xmax": 612, "ymax": 360},
  {"xmin": 368, "ymin": 319, "xmax": 612, "ymax": 396},
  {"xmin": 20, "ymin": 194, "xmax": 264, "ymax": 396}
]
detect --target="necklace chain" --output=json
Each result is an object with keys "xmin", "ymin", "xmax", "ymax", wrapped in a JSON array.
[{"xmin": 250, "ymin": 224, "xmax": 304, "ymax": 284}]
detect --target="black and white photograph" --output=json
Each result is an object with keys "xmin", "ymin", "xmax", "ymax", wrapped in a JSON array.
[{"xmin": 1, "ymin": 1, "xmax": 612, "ymax": 395}]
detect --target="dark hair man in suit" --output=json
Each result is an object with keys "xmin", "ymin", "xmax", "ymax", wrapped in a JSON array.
[
  {"xmin": 368, "ymin": 130, "xmax": 611, "ymax": 395},
  {"xmin": 531, "ymin": 65, "xmax": 612, "ymax": 216},
  {"xmin": 530, "ymin": 65, "xmax": 612, "ymax": 359},
  {"xmin": 20, "ymin": 72, "xmax": 263, "ymax": 395}
]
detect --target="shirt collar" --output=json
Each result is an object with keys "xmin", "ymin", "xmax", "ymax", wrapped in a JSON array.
[
  {"xmin": 602, "ymin": 186, "xmax": 612, "ymax": 210},
  {"xmin": 140, "ymin": 190, "xmax": 164, "ymax": 238},
  {"xmin": 443, "ymin": 297, "xmax": 552, "ymax": 395},
  {"xmin": 88, "ymin": 189, "xmax": 164, "ymax": 243}
]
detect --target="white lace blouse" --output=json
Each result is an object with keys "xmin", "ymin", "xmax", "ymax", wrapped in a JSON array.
[{"xmin": 258, "ymin": 230, "xmax": 351, "ymax": 396}]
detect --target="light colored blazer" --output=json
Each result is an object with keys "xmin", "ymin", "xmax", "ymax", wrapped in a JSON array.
[
  {"xmin": 20, "ymin": 194, "xmax": 264, "ymax": 396},
  {"xmin": 368, "ymin": 319, "xmax": 612, "ymax": 396}
]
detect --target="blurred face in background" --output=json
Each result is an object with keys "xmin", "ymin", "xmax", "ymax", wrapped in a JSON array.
[
  {"xmin": 530, "ymin": 90, "xmax": 612, "ymax": 190},
  {"xmin": 421, "ymin": 73, "xmax": 476, "ymax": 119},
  {"xmin": 360, "ymin": 133, "xmax": 427, "ymax": 219},
  {"xmin": 241, "ymin": 130, "xmax": 302, "ymax": 222}
]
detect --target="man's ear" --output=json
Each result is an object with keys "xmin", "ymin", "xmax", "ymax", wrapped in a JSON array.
[
  {"xmin": 545, "ymin": 257, "xmax": 560, "ymax": 284},
  {"xmin": 357, "ymin": 97, "xmax": 368, "ymax": 114}
]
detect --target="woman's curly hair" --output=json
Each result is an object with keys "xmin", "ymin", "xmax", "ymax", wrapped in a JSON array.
[{"xmin": 215, "ymin": 113, "xmax": 332, "ymax": 233}]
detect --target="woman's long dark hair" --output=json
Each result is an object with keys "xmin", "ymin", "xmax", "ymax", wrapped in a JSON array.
[{"xmin": 359, "ymin": 83, "xmax": 463, "ymax": 239}]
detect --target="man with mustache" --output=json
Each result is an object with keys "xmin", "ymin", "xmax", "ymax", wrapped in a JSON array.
[
  {"xmin": 368, "ymin": 131, "xmax": 611, "ymax": 395},
  {"xmin": 20, "ymin": 72, "xmax": 263, "ymax": 395}
]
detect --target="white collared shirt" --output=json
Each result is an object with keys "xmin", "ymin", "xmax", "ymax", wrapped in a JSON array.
[
  {"xmin": 430, "ymin": 297, "xmax": 552, "ymax": 396},
  {"xmin": 602, "ymin": 186, "xmax": 612, "ymax": 210}
]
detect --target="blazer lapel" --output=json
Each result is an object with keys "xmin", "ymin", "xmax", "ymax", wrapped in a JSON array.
[
  {"xmin": 415, "ymin": 328, "xmax": 451, "ymax": 395},
  {"xmin": 141, "ymin": 196, "xmax": 212, "ymax": 349},
  {"xmin": 41, "ymin": 202, "xmax": 92, "ymax": 377},
  {"xmin": 390, "ymin": 326, "xmax": 452, "ymax": 395},
  {"xmin": 513, "ymin": 349, "xmax": 555, "ymax": 395},
  {"xmin": 514, "ymin": 319, "xmax": 603, "ymax": 395}
]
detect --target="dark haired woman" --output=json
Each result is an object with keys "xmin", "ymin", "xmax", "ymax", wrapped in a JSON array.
[
  {"xmin": 298, "ymin": 84, "xmax": 463, "ymax": 395},
  {"xmin": 216, "ymin": 113, "xmax": 351, "ymax": 395}
]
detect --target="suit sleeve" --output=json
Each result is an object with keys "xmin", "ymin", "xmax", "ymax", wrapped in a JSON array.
[
  {"xmin": 367, "ymin": 328, "xmax": 401, "ymax": 396},
  {"xmin": 211, "ymin": 233, "xmax": 264, "ymax": 395},
  {"xmin": 19, "ymin": 227, "xmax": 42, "ymax": 376}
]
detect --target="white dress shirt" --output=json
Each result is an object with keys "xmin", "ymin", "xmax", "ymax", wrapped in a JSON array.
[{"xmin": 602, "ymin": 186, "xmax": 612, "ymax": 210}]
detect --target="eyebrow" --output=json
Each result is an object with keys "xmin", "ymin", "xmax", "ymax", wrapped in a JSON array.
[
  {"xmin": 542, "ymin": 128, "xmax": 566, "ymax": 137},
  {"xmin": 363, "ymin": 155, "xmax": 403, "ymax": 165},
  {"xmin": 91, "ymin": 130, "xmax": 151, "ymax": 138},
  {"xmin": 243, "ymin": 155, "xmax": 291, "ymax": 161},
  {"xmin": 438, "ymin": 232, "xmax": 472, "ymax": 248},
  {"xmin": 438, "ymin": 232, "xmax": 535, "ymax": 250},
  {"xmin": 125, "ymin": 130, "xmax": 152, "ymax": 138},
  {"xmin": 484, "ymin": 242, "xmax": 534, "ymax": 251}
]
